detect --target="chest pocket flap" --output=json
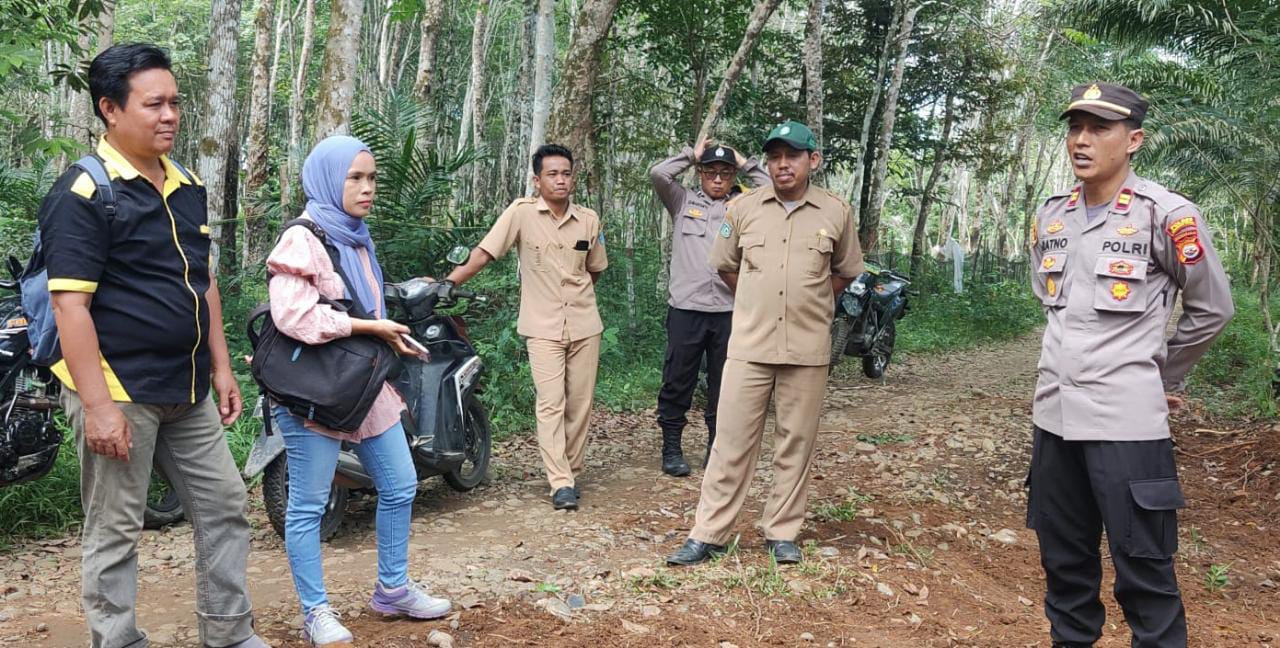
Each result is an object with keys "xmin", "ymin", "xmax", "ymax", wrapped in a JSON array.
[
  {"xmin": 681, "ymin": 208, "xmax": 708, "ymax": 236},
  {"xmin": 740, "ymin": 234, "xmax": 765, "ymax": 271},
  {"xmin": 1094, "ymin": 256, "xmax": 1147, "ymax": 313},
  {"xmin": 1036, "ymin": 252, "xmax": 1067, "ymax": 307},
  {"xmin": 1094, "ymin": 256, "xmax": 1149, "ymax": 281}
]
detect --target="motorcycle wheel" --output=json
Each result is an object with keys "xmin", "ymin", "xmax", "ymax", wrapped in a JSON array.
[
  {"xmin": 443, "ymin": 395, "xmax": 492, "ymax": 492},
  {"xmin": 261, "ymin": 454, "xmax": 348, "ymax": 542},
  {"xmin": 829, "ymin": 317, "xmax": 853, "ymax": 369},
  {"xmin": 143, "ymin": 464, "xmax": 185, "ymax": 529},
  {"xmin": 862, "ymin": 318, "xmax": 897, "ymax": 379}
]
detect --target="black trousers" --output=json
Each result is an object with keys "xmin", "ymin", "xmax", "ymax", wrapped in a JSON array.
[
  {"xmin": 656, "ymin": 307, "xmax": 731, "ymax": 454},
  {"xmin": 1026, "ymin": 426, "xmax": 1188, "ymax": 648}
]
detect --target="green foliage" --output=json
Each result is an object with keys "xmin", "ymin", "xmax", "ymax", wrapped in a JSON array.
[
  {"xmin": 1187, "ymin": 286, "xmax": 1278, "ymax": 419},
  {"xmin": 1204, "ymin": 562, "xmax": 1231, "ymax": 594},
  {"xmin": 897, "ymin": 274, "xmax": 1043, "ymax": 354}
]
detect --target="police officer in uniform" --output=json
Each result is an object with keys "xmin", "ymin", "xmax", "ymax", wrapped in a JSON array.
[
  {"xmin": 667, "ymin": 120, "xmax": 863, "ymax": 566},
  {"xmin": 447, "ymin": 144, "xmax": 608, "ymax": 511},
  {"xmin": 1027, "ymin": 83, "xmax": 1234, "ymax": 647},
  {"xmin": 649, "ymin": 138, "xmax": 770, "ymax": 476}
]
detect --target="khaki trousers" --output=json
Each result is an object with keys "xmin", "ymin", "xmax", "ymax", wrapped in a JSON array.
[
  {"xmin": 691, "ymin": 359, "xmax": 828, "ymax": 545},
  {"xmin": 526, "ymin": 333, "xmax": 601, "ymax": 493},
  {"xmin": 64, "ymin": 390, "xmax": 255, "ymax": 648}
]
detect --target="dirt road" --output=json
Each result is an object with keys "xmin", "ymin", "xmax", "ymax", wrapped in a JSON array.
[{"xmin": 2, "ymin": 331, "xmax": 1276, "ymax": 647}]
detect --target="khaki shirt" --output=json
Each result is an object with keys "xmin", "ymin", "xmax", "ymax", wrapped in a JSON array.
[
  {"xmin": 709, "ymin": 183, "xmax": 864, "ymax": 366},
  {"xmin": 649, "ymin": 146, "xmax": 770, "ymax": 312},
  {"xmin": 1030, "ymin": 171, "xmax": 1234, "ymax": 441},
  {"xmin": 479, "ymin": 197, "xmax": 608, "ymax": 341}
]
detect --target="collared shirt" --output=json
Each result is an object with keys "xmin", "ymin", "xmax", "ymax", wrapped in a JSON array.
[
  {"xmin": 708, "ymin": 183, "xmax": 864, "ymax": 366},
  {"xmin": 1030, "ymin": 171, "xmax": 1234, "ymax": 441},
  {"xmin": 649, "ymin": 146, "xmax": 770, "ymax": 312},
  {"xmin": 478, "ymin": 197, "xmax": 608, "ymax": 341},
  {"xmin": 40, "ymin": 139, "xmax": 212, "ymax": 404}
]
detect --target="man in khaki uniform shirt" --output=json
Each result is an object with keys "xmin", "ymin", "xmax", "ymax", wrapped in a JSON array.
[
  {"xmin": 667, "ymin": 120, "xmax": 863, "ymax": 566},
  {"xmin": 446, "ymin": 144, "xmax": 607, "ymax": 511},
  {"xmin": 1026, "ymin": 83, "xmax": 1233, "ymax": 648}
]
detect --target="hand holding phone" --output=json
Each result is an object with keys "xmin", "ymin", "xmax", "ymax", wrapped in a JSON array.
[{"xmin": 400, "ymin": 333, "xmax": 431, "ymax": 361}]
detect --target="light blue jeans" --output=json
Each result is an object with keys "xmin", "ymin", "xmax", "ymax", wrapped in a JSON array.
[{"xmin": 272, "ymin": 407, "xmax": 418, "ymax": 612}]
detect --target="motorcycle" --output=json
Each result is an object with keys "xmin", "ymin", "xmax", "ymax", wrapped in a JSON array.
[
  {"xmin": 243, "ymin": 249, "xmax": 493, "ymax": 541},
  {"xmin": 1, "ymin": 256, "xmax": 185, "ymax": 528},
  {"xmin": 830, "ymin": 261, "xmax": 911, "ymax": 379}
]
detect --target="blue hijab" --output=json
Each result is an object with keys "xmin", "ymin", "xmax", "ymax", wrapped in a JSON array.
[{"xmin": 302, "ymin": 135, "xmax": 385, "ymax": 316}]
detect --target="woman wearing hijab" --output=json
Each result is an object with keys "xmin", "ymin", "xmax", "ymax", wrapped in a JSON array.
[{"xmin": 265, "ymin": 135, "xmax": 451, "ymax": 647}]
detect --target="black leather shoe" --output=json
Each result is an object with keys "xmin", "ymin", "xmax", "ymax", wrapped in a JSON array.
[
  {"xmin": 666, "ymin": 538, "xmax": 726, "ymax": 566},
  {"xmin": 765, "ymin": 540, "xmax": 803, "ymax": 564},
  {"xmin": 662, "ymin": 453, "xmax": 691, "ymax": 477},
  {"xmin": 552, "ymin": 487, "xmax": 578, "ymax": 510}
]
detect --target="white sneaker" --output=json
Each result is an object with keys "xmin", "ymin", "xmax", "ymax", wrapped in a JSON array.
[{"xmin": 303, "ymin": 605, "xmax": 353, "ymax": 646}]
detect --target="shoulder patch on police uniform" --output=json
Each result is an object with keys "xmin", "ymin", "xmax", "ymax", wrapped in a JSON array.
[
  {"xmin": 69, "ymin": 172, "xmax": 96, "ymax": 199},
  {"xmin": 719, "ymin": 222, "xmax": 732, "ymax": 238},
  {"xmin": 1167, "ymin": 213, "xmax": 1203, "ymax": 265}
]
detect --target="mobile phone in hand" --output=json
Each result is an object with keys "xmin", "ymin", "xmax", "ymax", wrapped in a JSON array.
[{"xmin": 400, "ymin": 333, "xmax": 431, "ymax": 360}]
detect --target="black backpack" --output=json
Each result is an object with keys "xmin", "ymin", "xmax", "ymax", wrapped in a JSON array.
[{"xmin": 247, "ymin": 219, "xmax": 400, "ymax": 433}]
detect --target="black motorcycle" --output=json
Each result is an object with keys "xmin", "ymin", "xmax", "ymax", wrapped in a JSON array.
[
  {"xmin": 244, "ymin": 254, "xmax": 493, "ymax": 541},
  {"xmin": 830, "ymin": 261, "xmax": 911, "ymax": 378},
  {"xmin": 1, "ymin": 257, "xmax": 184, "ymax": 528}
]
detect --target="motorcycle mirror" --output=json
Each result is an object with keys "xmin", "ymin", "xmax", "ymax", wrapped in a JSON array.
[{"xmin": 446, "ymin": 245, "xmax": 471, "ymax": 266}]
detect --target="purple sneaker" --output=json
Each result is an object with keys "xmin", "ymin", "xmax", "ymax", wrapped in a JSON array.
[{"xmin": 369, "ymin": 581, "xmax": 452, "ymax": 619}]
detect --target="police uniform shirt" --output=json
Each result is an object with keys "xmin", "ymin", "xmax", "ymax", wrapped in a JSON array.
[
  {"xmin": 39, "ymin": 139, "xmax": 212, "ymax": 404},
  {"xmin": 708, "ymin": 183, "xmax": 864, "ymax": 366},
  {"xmin": 1030, "ymin": 171, "xmax": 1234, "ymax": 441},
  {"xmin": 478, "ymin": 197, "xmax": 608, "ymax": 341},
  {"xmin": 649, "ymin": 146, "xmax": 771, "ymax": 313}
]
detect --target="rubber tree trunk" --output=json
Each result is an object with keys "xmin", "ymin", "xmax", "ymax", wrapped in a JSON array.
[
  {"xmin": 910, "ymin": 91, "xmax": 954, "ymax": 279},
  {"xmin": 803, "ymin": 0, "xmax": 825, "ymax": 147},
  {"xmin": 314, "ymin": 0, "xmax": 365, "ymax": 137},
  {"xmin": 524, "ymin": 0, "xmax": 556, "ymax": 195},
  {"xmin": 282, "ymin": 0, "xmax": 316, "ymax": 212},
  {"xmin": 242, "ymin": 0, "xmax": 278, "ymax": 268},
  {"xmin": 694, "ymin": 0, "xmax": 783, "ymax": 144},
  {"xmin": 196, "ymin": 0, "xmax": 243, "ymax": 275},
  {"xmin": 412, "ymin": 0, "xmax": 445, "ymax": 100},
  {"xmin": 546, "ymin": 0, "xmax": 621, "ymax": 197},
  {"xmin": 848, "ymin": 0, "xmax": 898, "ymax": 222},
  {"xmin": 861, "ymin": 0, "xmax": 922, "ymax": 254},
  {"xmin": 69, "ymin": 0, "xmax": 116, "ymax": 145}
]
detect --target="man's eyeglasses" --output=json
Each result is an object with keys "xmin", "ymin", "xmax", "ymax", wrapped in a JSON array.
[{"xmin": 699, "ymin": 169, "xmax": 736, "ymax": 180}]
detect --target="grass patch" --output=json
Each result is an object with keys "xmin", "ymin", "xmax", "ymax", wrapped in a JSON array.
[
  {"xmin": 896, "ymin": 278, "xmax": 1042, "ymax": 354},
  {"xmin": 628, "ymin": 570, "xmax": 681, "ymax": 592},
  {"xmin": 1187, "ymin": 287, "xmax": 1278, "ymax": 419},
  {"xmin": 814, "ymin": 490, "xmax": 873, "ymax": 523}
]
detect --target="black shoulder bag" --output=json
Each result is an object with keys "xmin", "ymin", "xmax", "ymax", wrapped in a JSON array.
[{"xmin": 247, "ymin": 219, "xmax": 400, "ymax": 432}]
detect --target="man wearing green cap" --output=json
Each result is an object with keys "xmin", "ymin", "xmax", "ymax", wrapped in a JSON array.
[
  {"xmin": 1026, "ymin": 82, "xmax": 1233, "ymax": 647},
  {"xmin": 667, "ymin": 120, "xmax": 863, "ymax": 566}
]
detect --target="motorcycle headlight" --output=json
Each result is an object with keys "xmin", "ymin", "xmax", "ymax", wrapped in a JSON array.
[{"xmin": 848, "ymin": 281, "xmax": 867, "ymax": 296}]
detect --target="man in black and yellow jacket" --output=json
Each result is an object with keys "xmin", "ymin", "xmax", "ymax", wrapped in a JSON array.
[{"xmin": 38, "ymin": 44, "xmax": 268, "ymax": 648}]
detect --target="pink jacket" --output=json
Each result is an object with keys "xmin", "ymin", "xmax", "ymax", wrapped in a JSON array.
[{"xmin": 265, "ymin": 217, "xmax": 405, "ymax": 442}]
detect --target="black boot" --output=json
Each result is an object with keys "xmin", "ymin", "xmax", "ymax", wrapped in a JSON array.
[{"xmin": 661, "ymin": 428, "xmax": 691, "ymax": 476}]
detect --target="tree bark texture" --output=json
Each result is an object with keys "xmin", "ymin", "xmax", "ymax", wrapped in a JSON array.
[
  {"xmin": 412, "ymin": 0, "xmax": 445, "ymax": 101},
  {"xmin": 314, "ymin": 0, "xmax": 365, "ymax": 137},
  {"xmin": 803, "ymin": 0, "xmax": 825, "ymax": 147},
  {"xmin": 525, "ymin": 0, "xmax": 556, "ymax": 195},
  {"xmin": 282, "ymin": 0, "xmax": 316, "ymax": 212},
  {"xmin": 694, "ymin": 0, "xmax": 783, "ymax": 144},
  {"xmin": 546, "ymin": 0, "xmax": 621, "ymax": 194},
  {"xmin": 196, "ymin": 0, "xmax": 244, "ymax": 275},
  {"xmin": 861, "ymin": 0, "xmax": 922, "ymax": 254},
  {"xmin": 241, "ymin": 0, "xmax": 278, "ymax": 268}
]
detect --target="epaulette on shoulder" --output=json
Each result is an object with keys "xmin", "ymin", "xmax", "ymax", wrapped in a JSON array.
[
  {"xmin": 1132, "ymin": 178, "xmax": 1195, "ymax": 213},
  {"xmin": 68, "ymin": 171, "xmax": 97, "ymax": 200}
]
